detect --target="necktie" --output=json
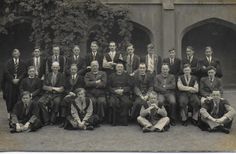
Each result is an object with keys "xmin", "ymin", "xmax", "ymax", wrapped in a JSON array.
[
  {"xmin": 92, "ymin": 52, "xmax": 96, "ymax": 60},
  {"xmin": 55, "ymin": 56, "xmax": 58, "ymax": 61},
  {"xmin": 52, "ymin": 74, "xmax": 57, "ymax": 86},
  {"xmin": 211, "ymin": 102, "xmax": 218, "ymax": 117},
  {"xmin": 170, "ymin": 58, "xmax": 174, "ymax": 65},
  {"xmin": 14, "ymin": 59, "xmax": 18, "ymax": 77}
]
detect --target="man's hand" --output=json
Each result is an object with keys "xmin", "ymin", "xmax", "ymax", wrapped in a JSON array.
[
  {"xmin": 115, "ymin": 89, "xmax": 123, "ymax": 95},
  {"xmin": 202, "ymin": 66, "xmax": 206, "ymax": 69},
  {"xmin": 215, "ymin": 117, "xmax": 227, "ymax": 124},
  {"xmin": 69, "ymin": 92, "xmax": 76, "ymax": 97},
  {"xmin": 16, "ymin": 123, "xmax": 22, "ymax": 132},
  {"xmin": 23, "ymin": 122, "xmax": 30, "ymax": 130},
  {"xmin": 96, "ymin": 79, "xmax": 101, "ymax": 84}
]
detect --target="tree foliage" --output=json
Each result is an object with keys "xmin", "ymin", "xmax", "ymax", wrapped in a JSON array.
[{"xmin": 0, "ymin": 0, "xmax": 133, "ymax": 55}]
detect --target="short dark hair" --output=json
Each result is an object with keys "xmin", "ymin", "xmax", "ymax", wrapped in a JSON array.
[
  {"xmin": 21, "ymin": 91, "xmax": 31, "ymax": 98},
  {"xmin": 168, "ymin": 48, "xmax": 175, "ymax": 52},
  {"xmin": 207, "ymin": 66, "xmax": 216, "ymax": 72},
  {"xmin": 74, "ymin": 88, "xmax": 86, "ymax": 94},
  {"xmin": 183, "ymin": 64, "xmax": 191, "ymax": 69},
  {"xmin": 186, "ymin": 46, "xmax": 194, "ymax": 51}
]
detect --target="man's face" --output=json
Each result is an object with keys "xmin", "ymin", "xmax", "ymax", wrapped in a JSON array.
[
  {"xmin": 183, "ymin": 67, "xmax": 191, "ymax": 76},
  {"xmin": 186, "ymin": 48, "xmax": 194, "ymax": 57},
  {"xmin": 205, "ymin": 47, "xmax": 212, "ymax": 57},
  {"xmin": 91, "ymin": 43, "xmax": 98, "ymax": 52},
  {"xmin": 77, "ymin": 91, "xmax": 85, "ymax": 100},
  {"xmin": 91, "ymin": 61, "xmax": 99, "ymax": 72},
  {"xmin": 169, "ymin": 50, "xmax": 176, "ymax": 59},
  {"xmin": 51, "ymin": 63, "xmax": 60, "ymax": 72},
  {"xmin": 22, "ymin": 94, "xmax": 31, "ymax": 105},
  {"xmin": 208, "ymin": 69, "xmax": 216, "ymax": 78},
  {"xmin": 127, "ymin": 46, "xmax": 134, "ymax": 55},
  {"xmin": 116, "ymin": 64, "xmax": 124, "ymax": 74},
  {"xmin": 28, "ymin": 68, "xmax": 36, "ymax": 77},
  {"xmin": 139, "ymin": 64, "xmax": 146, "ymax": 74},
  {"xmin": 109, "ymin": 42, "xmax": 116, "ymax": 51},
  {"xmin": 70, "ymin": 65, "xmax": 78, "ymax": 75},
  {"xmin": 147, "ymin": 45, "xmax": 154, "ymax": 54},
  {"xmin": 33, "ymin": 49, "xmax": 41, "ymax": 57},
  {"xmin": 73, "ymin": 47, "xmax": 80, "ymax": 56},
  {"xmin": 161, "ymin": 65, "xmax": 169, "ymax": 75},
  {"xmin": 212, "ymin": 91, "xmax": 221, "ymax": 102},
  {"xmin": 53, "ymin": 47, "xmax": 60, "ymax": 56},
  {"xmin": 12, "ymin": 49, "xmax": 20, "ymax": 58}
]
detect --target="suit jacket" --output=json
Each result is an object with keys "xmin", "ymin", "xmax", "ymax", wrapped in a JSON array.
[
  {"xmin": 145, "ymin": 54, "xmax": 162, "ymax": 75},
  {"xmin": 154, "ymin": 74, "xmax": 176, "ymax": 94},
  {"xmin": 84, "ymin": 71, "xmax": 107, "ymax": 96},
  {"xmin": 163, "ymin": 57, "xmax": 181, "ymax": 76},
  {"xmin": 124, "ymin": 54, "xmax": 140, "ymax": 74},
  {"xmin": 109, "ymin": 72, "xmax": 131, "ymax": 95},
  {"xmin": 64, "ymin": 74, "xmax": 84, "ymax": 94},
  {"xmin": 27, "ymin": 56, "xmax": 46, "ymax": 78},
  {"xmin": 19, "ymin": 77, "xmax": 42, "ymax": 98},
  {"xmin": 181, "ymin": 56, "xmax": 199, "ymax": 76},
  {"xmin": 201, "ymin": 99, "xmax": 235, "ymax": 119},
  {"xmin": 11, "ymin": 101, "xmax": 40, "ymax": 124},
  {"xmin": 85, "ymin": 51, "xmax": 103, "ymax": 68},
  {"xmin": 200, "ymin": 77, "xmax": 223, "ymax": 97},
  {"xmin": 199, "ymin": 57, "xmax": 223, "ymax": 78},
  {"xmin": 103, "ymin": 51, "xmax": 123, "ymax": 75},
  {"xmin": 47, "ymin": 55, "xmax": 66, "ymax": 73},
  {"xmin": 66, "ymin": 55, "xmax": 86, "ymax": 76},
  {"xmin": 133, "ymin": 71, "xmax": 153, "ymax": 96},
  {"xmin": 4, "ymin": 58, "xmax": 27, "ymax": 82},
  {"xmin": 43, "ymin": 72, "xmax": 65, "ymax": 95}
]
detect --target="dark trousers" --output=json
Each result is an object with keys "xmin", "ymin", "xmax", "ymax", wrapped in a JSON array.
[
  {"xmin": 131, "ymin": 97, "xmax": 146, "ymax": 120},
  {"xmin": 10, "ymin": 118, "xmax": 42, "ymax": 132}
]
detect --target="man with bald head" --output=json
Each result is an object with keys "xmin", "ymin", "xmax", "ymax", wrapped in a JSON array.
[
  {"xmin": 84, "ymin": 60, "xmax": 107, "ymax": 122},
  {"xmin": 38, "ymin": 61, "xmax": 65, "ymax": 125},
  {"xmin": 2, "ymin": 48, "xmax": 26, "ymax": 119}
]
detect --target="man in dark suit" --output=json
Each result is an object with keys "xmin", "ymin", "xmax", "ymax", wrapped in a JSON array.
[
  {"xmin": 123, "ymin": 43, "xmax": 140, "ymax": 76},
  {"xmin": 85, "ymin": 41, "xmax": 104, "ymax": 69},
  {"xmin": 9, "ymin": 91, "xmax": 42, "ymax": 133},
  {"xmin": 103, "ymin": 41, "xmax": 123, "ymax": 76},
  {"xmin": 200, "ymin": 66, "xmax": 223, "ymax": 104},
  {"xmin": 46, "ymin": 46, "xmax": 66, "ymax": 73},
  {"xmin": 66, "ymin": 45, "xmax": 86, "ymax": 76},
  {"xmin": 108, "ymin": 62, "xmax": 132, "ymax": 126},
  {"xmin": 84, "ymin": 60, "xmax": 107, "ymax": 122},
  {"xmin": 199, "ymin": 46, "xmax": 222, "ymax": 78},
  {"xmin": 145, "ymin": 43, "xmax": 162, "ymax": 75},
  {"xmin": 131, "ymin": 63, "xmax": 153, "ymax": 120},
  {"xmin": 154, "ymin": 64, "xmax": 177, "ymax": 126},
  {"xmin": 199, "ymin": 90, "xmax": 235, "ymax": 134},
  {"xmin": 19, "ymin": 66, "xmax": 42, "ymax": 102},
  {"xmin": 27, "ymin": 47, "xmax": 46, "ymax": 79},
  {"xmin": 177, "ymin": 64, "xmax": 200, "ymax": 126},
  {"xmin": 2, "ymin": 49, "xmax": 26, "ymax": 119},
  {"xmin": 181, "ymin": 46, "xmax": 199, "ymax": 77},
  {"xmin": 38, "ymin": 62, "xmax": 65, "ymax": 125},
  {"xmin": 163, "ymin": 49, "xmax": 181, "ymax": 78}
]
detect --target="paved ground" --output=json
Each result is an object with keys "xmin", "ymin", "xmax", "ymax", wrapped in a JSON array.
[{"xmin": 0, "ymin": 91, "xmax": 236, "ymax": 152}]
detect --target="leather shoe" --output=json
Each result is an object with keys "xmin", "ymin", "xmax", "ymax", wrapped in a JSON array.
[
  {"xmin": 170, "ymin": 120, "xmax": 176, "ymax": 126},
  {"xmin": 182, "ymin": 120, "xmax": 188, "ymax": 126},
  {"xmin": 142, "ymin": 126, "xmax": 152, "ymax": 133},
  {"xmin": 191, "ymin": 119, "xmax": 198, "ymax": 126}
]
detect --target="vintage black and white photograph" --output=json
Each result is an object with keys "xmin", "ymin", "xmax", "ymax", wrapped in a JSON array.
[{"xmin": 0, "ymin": 0, "xmax": 236, "ymax": 152}]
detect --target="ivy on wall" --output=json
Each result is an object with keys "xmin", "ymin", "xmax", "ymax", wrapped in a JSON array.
[{"xmin": 0, "ymin": 0, "xmax": 133, "ymax": 55}]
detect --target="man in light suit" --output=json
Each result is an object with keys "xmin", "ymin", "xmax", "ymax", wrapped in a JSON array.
[
  {"xmin": 200, "ymin": 66, "xmax": 223, "ymax": 104},
  {"xmin": 199, "ymin": 46, "xmax": 222, "ymax": 78},
  {"xmin": 154, "ymin": 64, "xmax": 177, "ymax": 126},
  {"xmin": 137, "ymin": 91, "xmax": 170, "ymax": 133},
  {"xmin": 84, "ymin": 60, "xmax": 107, "ymax": 122},
  {"xmin": 199, "ymin": 90, "xmax": 235, "ymax": 134},
  {"xmin": 145, "ymin": 43, "xmax": 162, "ymax": 75},
  {"xmin": 123, "ymin": 43, "xmax": 140, "ymax": 76},
  {"xmin": 163, "ymin": 48, "xmax": 181, "ymax": 78}
]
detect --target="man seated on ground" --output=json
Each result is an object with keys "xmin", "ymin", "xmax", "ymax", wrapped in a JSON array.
[
  {"xmin": 200, "ymin": 66, "xmax": 223, "ymax": 104},
  {"xmin": 137, "ymin": 91, "xmax": 170, "ymax": 133},
  {"xmin": 64, "ymin": 88, "xmax": 99, "ymax": 130},
  {"xmin": 199, "ymin": 90, "xmax": 235, "ymax": 134},
  {"xmin": 177, "ymin": 64, "xmax": 200, "ymax": 126},
  {"xmin": 9, "ymin": 91, "xmax": 42, "ymax": 133}
]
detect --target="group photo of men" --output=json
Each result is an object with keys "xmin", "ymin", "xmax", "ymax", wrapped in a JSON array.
[{"xmin": 1, "ymin": 41, "xmax": 235, "ymax": 134}]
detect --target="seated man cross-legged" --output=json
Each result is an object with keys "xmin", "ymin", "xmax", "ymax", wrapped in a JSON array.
[{"xmin": 137, "ymin": 91, "xmax": 170, "ymax": 133}]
